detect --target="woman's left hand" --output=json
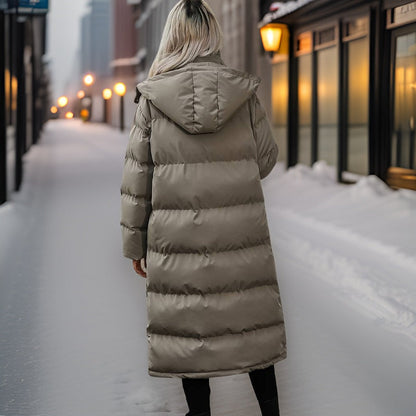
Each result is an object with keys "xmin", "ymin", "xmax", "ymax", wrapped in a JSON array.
[{"xmin": 132, "ymin": 257, "xmax": 147, "ymax": 278}]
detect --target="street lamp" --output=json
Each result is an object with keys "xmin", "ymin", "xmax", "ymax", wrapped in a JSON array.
[
  {"xmin": 102, "ymin": 88, "xmax": 112, "ymax": 124},
  {"xmin": 50, "ymin": 106, "xmax": 58, "ymax": 119},
  {"xmin": 82, "ymin": 73, "xmax": 95, "ymax": 122},
  {"xmin": 259, "ymin": 23, "xmax": 287, "ymax": 57},
  {"xmin": 114, "ymin": 82, "xmax": 126, "ymax": 131},
  {"xmin": 57, "ymin": 96, "xmax": 68, "ymax": 108},
  {"xmin": 83, "ymin": 74, "xmax": 95, "ymax": 87}
]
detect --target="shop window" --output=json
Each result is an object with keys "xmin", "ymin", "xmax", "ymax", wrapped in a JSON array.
[
  {"xmin": 343, "ymin": 16, "xmax": 369, "ymax": 176},
  {"xmin": 346, "ymin": 35, "xmax": 369, "ymax": 175},
  {"xmin": 297, "ymin": 53, "xmax": 312, "ymax": 165},
  {"xmin": 315, "ymin": 26, "xmax": 336, "ymax": 47},
  {"xmin": 297, "ymin": 31, "xmax": 312, "ymax": 54},
  {"xmin": 393, "ymin": 31, "xmax": 416, "ymax": 170},
  {"xmin": 294, "ymin": 19, "xmax": 370, "ymax": 177},
  {"xmin": 317, "ymin": 45, "xmax": 338, "ymax": 166},
  {"xmin": 271, "ymin": 59, "xmax": 288, "ymax": 165}
]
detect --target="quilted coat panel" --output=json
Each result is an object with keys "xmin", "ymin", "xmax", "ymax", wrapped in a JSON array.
[{"xmin": 120, "ymin": 52, "xmax": 287, "ymax": 378}]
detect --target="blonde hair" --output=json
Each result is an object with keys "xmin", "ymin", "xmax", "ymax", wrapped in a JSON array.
[{"xmin": 148, "ymin": 0, "xmax": 223, "ymax": 78}]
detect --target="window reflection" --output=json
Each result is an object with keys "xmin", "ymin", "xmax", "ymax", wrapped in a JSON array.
[
  {"xmin": 317, "ymin": 46, "xmax": 338, "ymax": 166},
  {"xmin": 272, "ymin": 60, "xmax": 288, "ymax": 165},
  {"xmin": 347, "ymin": 36, "xmax": 369, "ymax": 175},
  {"xmin": 297, "ymin": 54, "xmax": 312, "ymax": 165},
  {"xmin": 393, "ymin": 32, "xmax": 416, "ymax": 170}
]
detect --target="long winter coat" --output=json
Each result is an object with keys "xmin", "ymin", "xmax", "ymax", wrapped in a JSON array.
[{"xmin": 120, "ymin": 51, "xmax": 287, "ymax": 378}]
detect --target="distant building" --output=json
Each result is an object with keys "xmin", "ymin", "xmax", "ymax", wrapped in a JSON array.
[
  {"xmin": 111, "ymin": 0, "xmax": 137, "ymax": 78},
  {"xmin": 80, "ymin": 0, "xmax": 112, "ymax": 78}
]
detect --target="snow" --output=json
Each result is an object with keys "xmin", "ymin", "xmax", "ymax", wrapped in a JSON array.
[
  {"xmin": 259, "ymin": 0, "xmax": 316, "ymax": 26},
  {"xmin": 0, "ymin": 119, "xmax": 415, "ymax": 415}
]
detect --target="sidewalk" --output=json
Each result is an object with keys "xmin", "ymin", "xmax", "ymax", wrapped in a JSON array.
[{"xmin": 0, "ymin": 119, "xmax": 415, "ymax": 416}]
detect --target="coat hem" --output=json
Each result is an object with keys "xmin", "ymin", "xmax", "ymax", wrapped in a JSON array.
[{"xmin": 147, "ymin": 351, "xmax": 287, "ymax": 379}]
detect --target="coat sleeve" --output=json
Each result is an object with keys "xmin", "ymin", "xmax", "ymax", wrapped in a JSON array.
[
  {"xmin": 120, "ymin": 94, "xmax": 153, "ymax": 261},
  {"xmin": 249, "ymin": 93, "xmax": 279, "ymax": 179}
]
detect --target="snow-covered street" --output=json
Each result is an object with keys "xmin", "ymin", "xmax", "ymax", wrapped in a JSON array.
[{"xmin": 0, "ymin": 119, "xmax": 415, "ymax": 416}]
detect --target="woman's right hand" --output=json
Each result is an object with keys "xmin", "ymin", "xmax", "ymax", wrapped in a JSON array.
[{"xmin": 132, "ymin": 257, "xmax": 147, "ymax": 278}]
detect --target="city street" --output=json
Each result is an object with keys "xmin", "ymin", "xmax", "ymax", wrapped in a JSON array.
[{"xmin": 0, "ymin": 120, "xmax": 415, "ymax": 416}]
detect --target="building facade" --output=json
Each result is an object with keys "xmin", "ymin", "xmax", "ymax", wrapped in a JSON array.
[
  {"xmin": 1, "ymin": 1, "xmax": 50, "ymax": 205},
  {"xmin": 80, "ymin": 0, "xmax": 112, "ymax": 79},
  {"xmin": 259, "ymin": 0, "xmax": 416, "ymax": 191}
]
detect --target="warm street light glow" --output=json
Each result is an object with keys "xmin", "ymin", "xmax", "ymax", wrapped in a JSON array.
[
  {"xmin": 102, "ymin": 88, "xmax": 112, "ymax": 100},
  {"xmin": 83, "ymin": 74, "xmax": 95, "ymax": 87},
  {"xmin": 80, "ymin": 109, "xmax": 90, "ymax": 121},
  {"xmin": 57, "ymin": 96, "xmax": 69, "ymax": 107},
  {"xmin": 77, "ymin": 90, "xmax": 85, "ymax": 99},
  {"xmin": 65, "ymin": 112, "xmax": 74, "ymax": 119},
  {"xmin": 50, "ymin": 106, "xmax": 58, "ymax": 114},
  {"xmin": 114, "ymin": 82, "xmax": 126, "ymax": 96},
  {"xmin": 260, "ymin": 23, "xmax": 285, "ymax": 53}
]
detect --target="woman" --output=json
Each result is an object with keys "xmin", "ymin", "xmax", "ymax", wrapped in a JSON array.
[{"xmin": 120, "ymin": 1, "xmax": 287, "ymax": 415}]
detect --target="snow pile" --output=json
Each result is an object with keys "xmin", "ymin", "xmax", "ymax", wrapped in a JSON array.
[{"xmin": 265, "ymin": 161, "xmax": 416, "ymax": 340}]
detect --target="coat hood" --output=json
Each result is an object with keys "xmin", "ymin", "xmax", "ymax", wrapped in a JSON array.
[{"xmin": 136, "ymin": 53, "xmax": 261, "ymax": 134}]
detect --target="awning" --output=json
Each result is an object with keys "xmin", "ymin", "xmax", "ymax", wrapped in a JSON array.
[
  {"xmin": 110, "ymin": 48, "xmax": 147, "ymax": 69},
  {"xmin": 259, "ymin": 0, "xmax": 316, "ymax": 26}
]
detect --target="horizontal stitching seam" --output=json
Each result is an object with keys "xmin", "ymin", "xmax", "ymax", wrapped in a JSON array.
[
  {"xmin": 152, "ymin": 201, "xmax": 264, "ymax": 211},
  {"xmin": 120, "ymin": 222, "xmax": 147, "ymax": 232},
  {"xmin": 124, "ymin": 155, "xmax": 153, "ymax": 166},
  {"xmin": 147, "ymin": 281, "xmax": 278, "ymax": 296},
  {"xmin": 148, "ymin": 321, "xmax": 284, "ymax": 340},
  {"xmin": 149, "ymin": 353, "xmax": 286, "ymax": 376},
  {"xmin": 120, "ymin": 191, "xmax": 152, "ymax": 201},
  {"xmin": 156, "ymin": 158, "xmax": 256, "ymax": 166},
  {"xmin": 147, "ymin": 239, "xmax": 269, "ymax": 255}
]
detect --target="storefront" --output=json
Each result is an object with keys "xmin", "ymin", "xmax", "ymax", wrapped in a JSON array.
[
  {"xmin": 259, "ymin": 0, "xmax": 416, "ymax": 191},
  {"xmin": 0, "ymin": 0, "xmax": 49, "ymax": 205}
]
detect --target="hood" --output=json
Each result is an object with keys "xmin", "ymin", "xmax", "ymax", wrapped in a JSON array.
[{"xmin": 136, "ymin": 54, "xmax": 261, "ymax": 135}]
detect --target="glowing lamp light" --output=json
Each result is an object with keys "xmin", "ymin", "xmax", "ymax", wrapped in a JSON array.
[
  {"xmin": 102, "ymin": 88, "xmax": 112, "ymax": 100},
  {"xmin": 83, "ymin": 74, "xmax": 95, "ymax": 87},
  {"xmin": 260, "ymin": 23, "xmax": 285, "ymax": 53},
  {"xmin": 50, "ymin": 106, "xmax": 58, "ymax": 114},
  {"xmin": 65, "ymin": 112, "xmax": 74, "ymax": 119},
  {"xmin": 114, "ymin": 82, "xmax": 126, "ymax": 97},
  {"xmin": 57, "ymin": 96, "xmax": 68, "ymax": 108},
  {"xmin": 77, "ymin": 90, "xmax": 85, "ymax": 99},
  {"xmin": 80, "ymin": 108, "xmax": 90, "ymax": 121}
]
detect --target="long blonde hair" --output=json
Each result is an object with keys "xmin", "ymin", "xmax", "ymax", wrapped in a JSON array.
[{"xmin": 148, "ymin": 0, "xmax": 223, "ymax": 79}]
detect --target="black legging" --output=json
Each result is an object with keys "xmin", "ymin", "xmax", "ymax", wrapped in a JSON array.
[{"xmin": 181, "ymin": 364, "xmax": 279, "ymax": 415}]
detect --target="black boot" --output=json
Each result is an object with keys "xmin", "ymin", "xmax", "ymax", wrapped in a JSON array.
[{"xmin": 259, "ymin": 396, "xmax": 280, "ymax": 416}]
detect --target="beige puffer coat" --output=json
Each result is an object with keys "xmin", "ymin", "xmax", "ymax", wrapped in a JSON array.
[{"xmin": 120, "ymin": 51, "xmax": 287, "ymax": 378}]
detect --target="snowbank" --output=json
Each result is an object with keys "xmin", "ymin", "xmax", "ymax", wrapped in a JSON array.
[{"xmin": 265, "ymin": 161, "xmax": 416, "ymax": 341}]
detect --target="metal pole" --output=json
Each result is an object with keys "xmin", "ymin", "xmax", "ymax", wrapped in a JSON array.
[
  {"xmin": 103, "ymin": 98, "xmax": 108, "ymax": 123},
  {"xmin": 31, "ymin": 15, "xmax": 38, "ymax": 145},
  {"xmin": 120, "ymin": 95, "xmax": 124, "ymax": 132},
  {"xmin": 15, "ymin": 16, "xmax": 26, "ymax": 192}
]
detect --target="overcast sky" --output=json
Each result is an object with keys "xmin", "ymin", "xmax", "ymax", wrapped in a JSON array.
[{"xmin": 46, "ymin": 0, "xmax": 89, "ymax": 101}]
